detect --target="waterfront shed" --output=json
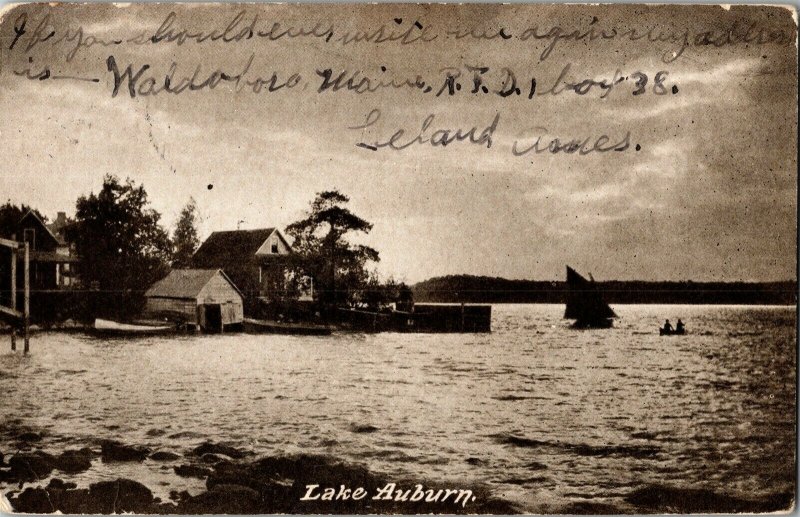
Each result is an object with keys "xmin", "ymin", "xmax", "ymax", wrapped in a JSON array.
[{"xmin": 145, "ymin": 269, "xmax": 244, "ymax": 332}]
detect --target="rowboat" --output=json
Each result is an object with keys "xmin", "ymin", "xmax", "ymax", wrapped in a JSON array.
[
  {"xmin": 93, "ymin": 318, "xmax": 176, "ymax": 336},
  {"xmin": 243, "ymin": 318, "xmax": 332, "ymax": 336},
  {"xmin": 659, "ymin": 327, "xmax": 686, "ymax": 336}
]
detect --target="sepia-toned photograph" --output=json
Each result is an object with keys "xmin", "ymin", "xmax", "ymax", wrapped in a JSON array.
[{"xmin": 0, "ymin": 2, "xmax": 797, "ymax": 514}]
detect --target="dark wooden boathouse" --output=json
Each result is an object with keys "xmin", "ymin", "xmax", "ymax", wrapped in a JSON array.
[{"xmin": 145, "ymin": 269, "xmax": 244, "ymax": 332}]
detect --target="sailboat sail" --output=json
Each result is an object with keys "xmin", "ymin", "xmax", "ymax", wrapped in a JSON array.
[{"xmin": 564, "ymin": 266, "xmax": 616, "ymax": 327}]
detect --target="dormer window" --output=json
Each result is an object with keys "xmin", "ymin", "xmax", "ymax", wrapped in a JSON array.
[{"xmin": 23, "ymin": 228, "xmax": 35, "ymax": 250}]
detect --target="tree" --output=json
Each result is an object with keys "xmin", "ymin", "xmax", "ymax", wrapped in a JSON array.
[
  {"xmin": 172, "ymin": 198, "xmax": 200, "ymax": 268},
  {"xmin": 66, "ymin": 175, "xmax": 172, "ymax": 317},
  {"xmin": 285, "ymin": 191, "xmax": 379, "ymax": 310},
  {"xmin": 360, "ymin": 273, "xmax": 414, "ymax": 312}
]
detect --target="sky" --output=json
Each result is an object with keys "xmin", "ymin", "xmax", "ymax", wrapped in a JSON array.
[{"xmin": 0, "ymin": 3, "xmax": 796, "ymax": 283}]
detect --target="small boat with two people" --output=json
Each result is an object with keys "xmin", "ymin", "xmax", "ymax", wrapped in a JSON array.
[
  {"xmin": 564, "ymin": 266, "xmax": 617, "ymax": 329},
  {"xmin": 659, "ymin": 319, "xmax": 686, "ymax": 335}
]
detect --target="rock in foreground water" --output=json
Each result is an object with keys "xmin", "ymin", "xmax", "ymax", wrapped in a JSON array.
[
  {"xmin": 174, "ymin": 464, "xmax": 213, "ymax": 479},
  {"xmin": 625, "ymin": 485, "xmax": 794, "ymax": 514},
  {"xmin": 190, "ymin": 441, "xmax": 250, "ymax": 459},
  {"xmin": 11, "ymin": 478, "xmax": 158, "ymax": 514},
  {"xmin": 100, "ymin": 440, "xmax": 150, "ymax": 462},
  {"xmin": 149, "ymin": 451, "xmax": 181, "ymax": 461},
  {"xmin": 0, "ymin": 448, "xmax": 95, "ymax": 483},
  {"xmin": 56, "ymin": 448, "xmax": 94, "ymax": 473},
  {"xmin": 88, "ymin": 478, "xmax": 155, "ymax": 513}
]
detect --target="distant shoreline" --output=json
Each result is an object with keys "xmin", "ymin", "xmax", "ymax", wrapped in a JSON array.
[
  {"xmin": 412, "ymin": 276, "xmax": 797, "ymax": 306},
  {"xmin": 410, "ymin": 300, "xmax": 798, "ymax": 309}
]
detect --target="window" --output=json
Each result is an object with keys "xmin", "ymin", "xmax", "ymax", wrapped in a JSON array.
[
  {"xmin": 23, "ymin": 228, "xmax": 35, "ymax": 250},
  {"xmin": 271, "ymin": 243, "xmax": 279, "ymax": 254}
]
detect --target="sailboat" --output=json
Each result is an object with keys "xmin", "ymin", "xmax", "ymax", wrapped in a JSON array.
[{"xmin": 564, "ymin": 266, "xmax": 616, "ymax": 328}]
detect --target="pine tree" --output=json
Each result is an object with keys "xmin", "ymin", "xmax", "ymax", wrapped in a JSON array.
[{"xmin": 286, "ymin": 190, "xmax": 379, "ymax": 308}]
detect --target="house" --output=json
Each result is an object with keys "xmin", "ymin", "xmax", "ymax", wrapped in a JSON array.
[
  {"xmin": 17, "ymin": 210, "xmax": 78, "ymax": 290},
  {"xmin": 191, "ymin": 228, "xmax": 306, "ymax": 309},
  {"xmin": 144, "ymin": 269, "xmax": 243, "ymax": 332}
]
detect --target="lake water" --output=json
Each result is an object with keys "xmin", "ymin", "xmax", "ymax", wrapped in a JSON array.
[{"xmin": 0, "ymin": 304, "xmax": 795, "ymax": 512}]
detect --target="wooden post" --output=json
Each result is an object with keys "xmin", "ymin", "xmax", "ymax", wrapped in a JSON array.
[
  {"xmin": 10, "ymin": 238, "xmax": 16, "ymax": 351},
  {"xmin": 23, "ymin": 242, "xmax": 29, "ymax": 354}
]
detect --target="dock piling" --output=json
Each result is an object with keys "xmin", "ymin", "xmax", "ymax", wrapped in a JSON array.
[
  {"xmin": 10, "ymin": 238, "xmax": 16, "ymax": 351},
  {"xmin": 2, "ymin": 237, "xmax": 30, "ymax": 353},
  {"xmin": 23, "ymin": 242, "xmax": 30, "ymax": 354}
]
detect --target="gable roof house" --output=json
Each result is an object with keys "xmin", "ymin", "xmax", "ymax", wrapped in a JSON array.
[
  {"xmin": 16, "ymin": 210, "xmax": 79, "ymax": 290},
  {"xmin": 191, "ymin": 228, "xmax": 298, "ymax": 311},
  {"xmin": 145, "ymin": 268, "xmax": 243, "ymax": 332}
]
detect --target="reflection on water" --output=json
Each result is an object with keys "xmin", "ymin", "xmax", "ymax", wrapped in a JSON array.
[{"xmin": 0, "ymin": 304, "xmax": 795, "ymax": 512}]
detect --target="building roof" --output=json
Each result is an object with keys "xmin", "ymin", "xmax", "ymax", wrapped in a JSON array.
[
  {"xmin": 19, "ymin": 210, "xmax": 63, "ymax": 247},
  {"xmin": 145, "ymin": 269, "xmax": 241, "ymax": 299},
  {"xmin": 192, "ymin": 228, "xmax": 290, "ymax": 267}
]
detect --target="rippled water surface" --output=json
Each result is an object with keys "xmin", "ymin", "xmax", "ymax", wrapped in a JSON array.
[{"xmin": 0, "ymin": 304, "xmax": 795, "ymax": 512}]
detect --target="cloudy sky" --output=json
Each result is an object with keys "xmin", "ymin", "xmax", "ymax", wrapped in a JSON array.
[{"xmin": 0, "ymin": 3, "xmax": 796, "ymax": 282}]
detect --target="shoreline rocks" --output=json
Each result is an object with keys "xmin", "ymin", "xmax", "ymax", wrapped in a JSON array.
[
  {"xmin": 190, "ymin": 441, "xmax": 250, "ymax": 460},
  {"xmin": 624, "ymin": 485, "xmax": 795, "ymax": 514},
  {"xmin": 57, "ymin": 448, "xmax": 94, "ymax": 473},
  {"xmin": 17, "ymin": 432, "xmax": 42, "ymax": 443},
  {"xmin": 149, "ymin": 451, "xmax": 181, "ymax": 461},
  {"xmin": 100, "ymin": 440, "xmax": 150, "ymax": 462},
  {"xmin": 0, "ymin": 448, "xmax": 94, "ymax": 484},
  {"xmin": 10, "ymin": 478, "xmax": 160, "ymax": 514},
  {"xmin": 6, "ymin": 452, "xmax": 521, "ymax": 514},
  {"xmin": 174, "ymin": 464, "xmax": 213, "ymax": 479},
  {"xmin": 5, "ymin": 441, "xmax": 791, "ymax": 515}
]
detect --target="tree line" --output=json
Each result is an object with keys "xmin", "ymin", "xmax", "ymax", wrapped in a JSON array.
[{"xmin": 412, "ymin": 275, "xmax": 797, "ymax": 305}]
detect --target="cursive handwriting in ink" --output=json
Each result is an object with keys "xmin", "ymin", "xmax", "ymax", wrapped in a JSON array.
[
  {"xmin": 150, "ymin": 10, "xmax": 334, "ymax": 45},
  {"xmin": 10, "ymin": 12, "xmax": 123, "ymax": 62},
  {"xmin": 316, "ymin": 68, "xmax": 431, "ymax": 94},
  {"xmin": 13, "ymin": 56, "xmax": 100, "ymax": 82},
  {"xmin": 520, "ymin": 18, "xmax": 795, "ymax": 63},
  {"xmin": 512, "ymin": 127, "xmax": 632, "ymax": 156},
  {"xmin": 336, "ymin": 18, "xmax": 436, "ymax": 45},
  {"xmin": 350, "ymin": 109, "xmax": 500, "ymax": 151},
  {"xmin": 445, "ymin": 26, "xmax": 512, "ymax": 40},
  {"xmin": 106, "ymin": 54, "xmax": 302, "ymax": 98}
]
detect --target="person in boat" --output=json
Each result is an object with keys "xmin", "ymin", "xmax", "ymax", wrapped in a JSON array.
[
  {"xmin": 663, "ymin": 319, "xmax": 673, "ymax": 332},
  {"xmin": 676, "ymin": 319, "xmax": 685, "ymax": 333}
]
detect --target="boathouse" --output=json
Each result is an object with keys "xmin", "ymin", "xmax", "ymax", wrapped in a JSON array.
[{"xmin": 144, "ymin": 269, "xmax": 244, "ymax": 332}]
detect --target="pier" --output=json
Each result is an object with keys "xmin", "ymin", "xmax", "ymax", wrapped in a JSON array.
[
  {"xmin": 338, "ymin": 303, "xmax": 491, "ymax": 333},
  {"xmin": 1, "ymin": 237, "xmax": 31, "ymax": 353}
]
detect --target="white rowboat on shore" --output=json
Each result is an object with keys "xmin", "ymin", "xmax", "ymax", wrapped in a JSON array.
[{"xmin": 93, "ymin": 318, "xmax": 175, "ymax": 335}]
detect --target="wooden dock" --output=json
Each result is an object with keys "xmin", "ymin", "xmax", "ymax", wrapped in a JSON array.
[
  {"xmin": 338, "ymin": 304, "xmax": 491, "ymax": 333},
  {"xmin": 1, "ymin": 237, "xmax": 31, "ymax": 353},
  {"xmin": 411, "ymin": 303, "xmax": 491, "ymax": 333}
]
